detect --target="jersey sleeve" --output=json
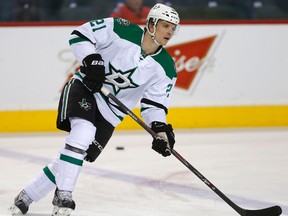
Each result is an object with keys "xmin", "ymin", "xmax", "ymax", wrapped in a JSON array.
[
  {"xmin": 69, "ymin": 18, "xmax": 116, "ymax": 64},
  {"xmin": 140, "ymin": 70, "xmax": 177, "ymax": 126},
  {"xmin": 140, "ymin": 48, "xmax": 177, "ymax": 126}
]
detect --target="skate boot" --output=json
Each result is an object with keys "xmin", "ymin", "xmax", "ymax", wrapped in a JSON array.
[
  {"xmin": 52, "ymin": 188, "xmax": 76, "ymax": 216},
  {"xmin": 9, "ymin": 190, "xmax": 33, "ymax": 215}
]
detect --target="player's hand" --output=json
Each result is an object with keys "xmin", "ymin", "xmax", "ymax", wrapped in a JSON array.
[
  {"xmin": 81, "ymin": 53, "xmax": 105, "ymax": 93},
  {"xmin": 151, "ymin": 122, "xmax": 175, "ymax": 157},
  {"xmin": 84, "ymin": 140, "xmax": 103, "ymax": 162}
]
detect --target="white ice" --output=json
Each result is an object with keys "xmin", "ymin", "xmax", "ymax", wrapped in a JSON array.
[{"xmin": 0, "ymin": 128, "xmax": 287, "ymax": 216}]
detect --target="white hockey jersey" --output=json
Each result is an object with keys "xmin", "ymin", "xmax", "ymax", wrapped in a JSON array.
[{"xmin": 69, "ymin": 17, "xmax": 177, "ymax": 127}]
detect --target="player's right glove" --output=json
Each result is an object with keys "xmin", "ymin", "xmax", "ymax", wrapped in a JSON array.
[
  {"xmin": 81, "ymin": 53, "xmax": 105, "ymax": 93},
  {"xmin": 151, "ymin": 121, "xmax": 175, "ymax": 157}
]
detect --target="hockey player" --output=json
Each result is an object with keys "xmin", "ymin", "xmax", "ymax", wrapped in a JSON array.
[{"xmin": 9, "ymin": 3, "xmax": 180, "ymax": 216}]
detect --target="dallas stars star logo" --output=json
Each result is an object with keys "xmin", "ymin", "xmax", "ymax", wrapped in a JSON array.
[
  {"xmin": 105, "ymin": 63, "xmax": 139, "ymax": 94},
  {"xmin": 78, "ymin": 98, "xmax": 91, "ymax": 111}
]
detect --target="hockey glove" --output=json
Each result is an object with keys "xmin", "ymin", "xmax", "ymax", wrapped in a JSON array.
[
  {"xmin": 81, "ymin": 53, "xmax": 105, "ymax": 93},
  {"xmin": 151, "ymin": 121, "xmax": 175, "ymax": 157},
  {"xmin": 84, "ymin": 140, "xmax": 104, "ymax": 163}
]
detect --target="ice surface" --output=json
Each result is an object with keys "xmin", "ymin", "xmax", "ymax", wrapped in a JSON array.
[{"xmin": 0, "ymin": 128, "xmax": 287, "ymax": 216}]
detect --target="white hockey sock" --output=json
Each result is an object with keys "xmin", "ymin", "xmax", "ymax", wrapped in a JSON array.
[
  {"xmin": 23, "ymin": 154, "xmax": 61, "ymax": 201},
  {"xmin": 55, "ymin": 117, "xmax": 96, "ymax": 191},
  {"xmin": 56, "ymin": 148, "xmax": 84, "ymax": 191}
]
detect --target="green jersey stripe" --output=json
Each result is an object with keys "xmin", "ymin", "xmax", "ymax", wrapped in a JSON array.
[
  {"xmin": 113, "ymin": 18, "xmax": 143, "ymax": 46},
  {"xmin": 43, "ymin": 166, "xmax": 56, "ymax": 184},
  {"xmin": 61, "ymin": 79, "xmax": 74, "ymax": 121},
  {"xmin": 69, "ymin": 37, "xmax": 89, "ymax": 45},
  {"xmin": 60, "ymin": 154, "xmax": 83, "ymax": 166}
]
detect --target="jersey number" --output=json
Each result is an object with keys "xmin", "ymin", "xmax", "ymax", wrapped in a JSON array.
[
  {"xmin": 166, "ymin": 84, "xmax": 173, "ymax": 97},
  {"xmin": 90, "ymin": 19, "xmax": 106, "ymax": 32}
]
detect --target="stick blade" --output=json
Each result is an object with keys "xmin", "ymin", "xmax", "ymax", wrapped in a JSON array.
[{"xmin": 245, "ymin": 205, "xmax": 282, "ymax": 216}]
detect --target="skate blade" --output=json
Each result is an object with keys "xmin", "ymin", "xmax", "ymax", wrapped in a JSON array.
[
  {"xmin": 52, "ymin": 206, "xmax": 74, "ymax": 216},
  {"xmin": 8, "ymin": 204, "xmax": 22, "ymax": 216}
]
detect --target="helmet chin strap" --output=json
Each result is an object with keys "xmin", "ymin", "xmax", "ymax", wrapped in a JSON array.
[{"xmin": 147, "ymin": 25, "xmax": 161, "ymax": 46}]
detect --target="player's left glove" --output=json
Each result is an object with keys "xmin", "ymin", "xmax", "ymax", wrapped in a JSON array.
[
  {"xmin": 151, "ymin": 121, "xmax": 175, "ymax": 157},
  {"xmin": 84, "ymin": 140, "xmax": 104, "ymax": 163}
]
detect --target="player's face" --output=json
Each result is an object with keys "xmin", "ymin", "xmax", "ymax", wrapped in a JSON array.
[{"xmin": 155, "ymin": 20, "xmax": 177, "ymax": 46}]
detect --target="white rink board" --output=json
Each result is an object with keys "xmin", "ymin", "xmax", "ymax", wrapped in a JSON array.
[{"xmin": 0, "ymin": 23, "xmax": 288, "ymax": 110}]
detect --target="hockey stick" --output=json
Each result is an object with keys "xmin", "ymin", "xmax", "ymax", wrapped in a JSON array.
[{"xmin": 101, "ymin": 87, "xmax": 282, "ymax": 216}]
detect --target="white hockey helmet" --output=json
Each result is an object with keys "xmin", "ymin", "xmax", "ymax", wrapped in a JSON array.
[{"xmin": 146, "ymin": 3, "xmax": 180, "ymax": 30}]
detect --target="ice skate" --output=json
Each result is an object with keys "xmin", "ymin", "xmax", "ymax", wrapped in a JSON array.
[
  {"xmin": 52, "ymin": 188, "xmax": 75, "ymax": 216},
  {"xmin": 9, "ymin": 190, "xmax": 33, "ymax": 215}
]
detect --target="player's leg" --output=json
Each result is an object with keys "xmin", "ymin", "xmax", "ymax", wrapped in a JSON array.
[
  {"xmin": 52, "ymin": 78, "xmax": 97, "ymax": 216},
  {"xmin": 10, "ymin": 116, "xmax": 96, "ymax": 216},
  {"xmin": 9, "ymin": 156, "xmax": 60, "ymax": 214},
  {"xmin": 52, "ymin": 117, "xmax": 96, "ymax": 216},
  {"xmin": 9, "ymin": 78, "xmax": 97, "ymax": 215},
  {"xmin": 84, "ymin": 103, "xmax": 115, "ymax": 162}
]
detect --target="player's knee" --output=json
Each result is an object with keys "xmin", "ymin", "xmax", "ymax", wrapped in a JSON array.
[{"xmin": 66, "ymin": 117, "xmax": 96, "ymax": 150}]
